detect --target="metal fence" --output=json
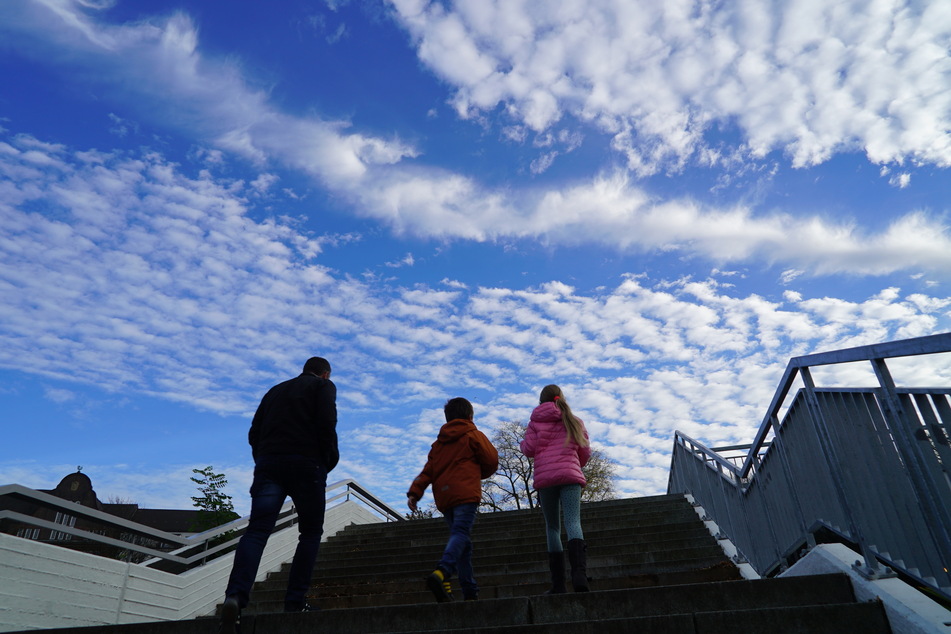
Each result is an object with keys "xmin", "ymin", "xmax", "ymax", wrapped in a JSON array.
[
  {"xmin": 0, "ymin": 478, "xmax": 404, "ymax": 572},
  {"xmin": 668, "ymin": 333, "xmax": 951, "ymax": 600}
]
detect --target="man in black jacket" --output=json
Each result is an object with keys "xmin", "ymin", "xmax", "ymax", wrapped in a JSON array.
[{"xmin": 220, "ymin": 357, "xmax": 338, "ymax": 632}]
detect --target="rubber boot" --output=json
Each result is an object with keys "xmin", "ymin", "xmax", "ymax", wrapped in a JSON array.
[
  {"xmin": 545, "ymin": 551, "xmax": 567, "ymax": 594},
  {"xmin": 566, "ymin": 539, "xmax": 589, "ymax": 592}
]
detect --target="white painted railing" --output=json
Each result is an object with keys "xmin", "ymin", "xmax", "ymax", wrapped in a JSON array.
[{"xmin": 0, "ymin": 480, "xmax": 402, "ymax": 632}]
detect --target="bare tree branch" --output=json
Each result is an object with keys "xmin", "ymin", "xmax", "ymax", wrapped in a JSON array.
[{"xmin": 481, "ymin": 420, "xmax": 618, "ymax": 512}]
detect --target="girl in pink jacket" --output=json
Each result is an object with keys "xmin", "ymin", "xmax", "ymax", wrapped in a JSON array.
[{"xmin": 519, "ymin": 384, "xmax": 591, "ymax": 592}]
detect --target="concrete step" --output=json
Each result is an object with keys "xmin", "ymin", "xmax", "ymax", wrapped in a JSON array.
[
  {"xmin": 332, "ymin": 497, "xmax": 695, "ymax": 539},
  {"xmin": 248, "ymin": 561, "xmax": 742, "ymax": 612},
  {"xmin": 252, "ymin": 545, "xmax": 729, "ymax": 597},
  {"xmin": 289, "ymin": 540, "xmax": 726, "ymax": 584},
  {"xmin": 332, "ymin": 496, "xmax": 692, "ymax": 533},
  {"xmin": 248, "ymin": 555, "xmax": 736, "ymax": 607},
  {"xmin": 240, "ymin": 574, "xmax": 888, "ymax": 634},
  {"xmin": 371, "ymin": 602, "xmax": 892, "ymax": 634},
  {"xmin": 328, "ymin": 513, "xmax": 704, "ymax": 553},
  {"xmin": 23, "ymin": 596, "xmax": 888, "ymax": 634},
  {"xmin": 317, "ymin": 521, "xmax": 711, "ymax": 563}
]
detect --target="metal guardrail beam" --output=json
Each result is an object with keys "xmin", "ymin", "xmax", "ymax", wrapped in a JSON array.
[
  {"xmin": 0, "ymin": 509, "xmax": 184, "ymax": 562},
  {"xmin": 791, "ymin": 331, "xmax": 951, "ymax": 367},
  {"xmin": 675, "ymin": 432, "xmax": 742, "ymax": 481},
  {"xmin": 741, "ymin": 332, "xmax": 951, "ymax": 478},
  {"xmin": 325, "ymin": 479, "xmax": 405, "ymax": 523}
]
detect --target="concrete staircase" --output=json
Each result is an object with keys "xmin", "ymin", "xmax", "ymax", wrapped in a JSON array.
[{"xmin": 12, "ymin": 494, "xmax": 892, "ymax": 633}]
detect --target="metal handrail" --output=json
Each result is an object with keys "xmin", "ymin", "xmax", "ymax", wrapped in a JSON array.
[
  {"xmin": 668, "ymin": 332, "xmax": 951, "ymax": 600},
  {"xmin": 0, "ymin": 478, "xmax": 404, "ymax": 571},
  {"xmin": 739, "ymin": 332, "xmax": 951, "ymax": 478}
]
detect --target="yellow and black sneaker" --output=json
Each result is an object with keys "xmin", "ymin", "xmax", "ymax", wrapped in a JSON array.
[{"xmin": 425, "ymin": 568, "xmax": 453, "ymax": 603}]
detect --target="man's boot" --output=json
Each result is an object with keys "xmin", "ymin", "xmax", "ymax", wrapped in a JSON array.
[
  {"xmin": 566, "ymin": 539, "xmax": 589, "ymax": 592},
  {"xmin": 218, "ymin": 596, "xmax": 241, "ymax": 634},
  {"xmin": 545, "ymin": 551, "xmax": 567, "ymax": 594}
]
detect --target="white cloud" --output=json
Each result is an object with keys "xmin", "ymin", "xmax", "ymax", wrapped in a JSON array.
[
  {"xmin": 250, "ymin": 172, "xmax": 279, "ymax": 194},
  {"xmin": 389, "ymin": 0, "xmax": 951, "ymax": 175},
  {"xmin": 385, "ymin": 253, "xmax": 416, "ymax": 268},
  {"xmin": 889, "ymin": 172, "xmax": 911, "ymax": 188},
  {"xmin": 440, "ymin": 278, "xmax": 468, "ymax": 289},
  {"xmin": 530, "ymin": 151, "xmax": 557, "ymax": 175},
  {"xmin": 0, "ymin": 3, "xmax": 418, "ymax": 188},
  {"xmin": 780, "ymin": 269, "xmax": 804, "ymax": 284},
  {"xmin": 4, "ymin": 3, "xmax": 951, "ymax": 278},
  {"xmin": 353, "ymin": 169, "xmax": 951, "ymax": 277},
  {"xmin": 2, "ymin": 133, "xmax": 949, "ymax": 508},
  {"xmin": 107, "ymin": 113, "xmax": 137, "ymax": 138},
  {"xmin": 43, "ymin": 387, "xmax": 76, "ymax": 403}
]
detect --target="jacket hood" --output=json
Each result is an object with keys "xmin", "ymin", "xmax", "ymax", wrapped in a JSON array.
[
  {"xmin": 437, "ymin": 418, "xmax": 476, "ymax": 443},
  {"xmin": 531, "ymin": 401, "xmax": 563, "ymax": 423}
]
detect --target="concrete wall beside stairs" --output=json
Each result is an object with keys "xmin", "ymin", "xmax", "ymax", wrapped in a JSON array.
[{"xmin": 0, "ymin": 499, "xmax": 382, "ymax": 632}]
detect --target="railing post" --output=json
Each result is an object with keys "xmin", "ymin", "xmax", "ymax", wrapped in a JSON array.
[{"xmin": 799, "ymin": 367, "xmax": 882, "ymax": 577}]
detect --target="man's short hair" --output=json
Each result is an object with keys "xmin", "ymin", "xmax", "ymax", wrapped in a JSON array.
[
  {"xmin": 444, "ymin": 397, "xmax": 474, "ymax": 422},
  {"xmin": 303, "ymin": 357, "xmax": 331, "ymax": 376}
]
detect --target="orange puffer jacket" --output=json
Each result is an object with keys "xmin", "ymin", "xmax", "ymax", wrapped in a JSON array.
[{"xmin": 408, "ymin": 419, "xmax": 499, "ymax": 512}]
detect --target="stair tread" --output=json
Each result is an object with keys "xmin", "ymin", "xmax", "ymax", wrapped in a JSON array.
[{"xmin": 244, "ymin": 578, "xmax": 885, "ymax": 634}]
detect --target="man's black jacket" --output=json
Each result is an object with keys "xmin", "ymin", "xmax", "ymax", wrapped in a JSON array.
[{"xmin": 248, "ymin": 372, "xmax": 339, "ymax": 472}]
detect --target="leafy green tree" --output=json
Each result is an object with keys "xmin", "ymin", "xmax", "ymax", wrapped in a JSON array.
[
  {"xmin": 481, "ymin": 420, "xmax": 618, "ymax": 512},
  {"xmin": 189, "ymin": 466, "xmax": 239, "ymax": 534}
]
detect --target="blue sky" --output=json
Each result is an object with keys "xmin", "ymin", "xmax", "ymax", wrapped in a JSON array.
[{"xmin": 2, "ymin": 0, "xmax": 950, "ymax": 516}]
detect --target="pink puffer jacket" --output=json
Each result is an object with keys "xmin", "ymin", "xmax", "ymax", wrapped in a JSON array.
[{"xmin": 520, "ymin": 401, "xmax": 591, "ymax": 490}]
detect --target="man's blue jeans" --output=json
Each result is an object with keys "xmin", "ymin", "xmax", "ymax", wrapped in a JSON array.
[
  {"xmin": 225, "ymin": 455, "xmax": 327, "ymax": 609},
  {"xmin": 439, "ymin": 502, "xmax": 478, "ymax": 598}
]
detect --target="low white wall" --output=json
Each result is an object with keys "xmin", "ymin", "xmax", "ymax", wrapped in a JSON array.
[
  {"xmin": 0, "ymin": 499, "xmax": 385, "ymax": 632},
  {"xmin": 781, "ymin": 543, "xmax": 951, "ymax": 634}
]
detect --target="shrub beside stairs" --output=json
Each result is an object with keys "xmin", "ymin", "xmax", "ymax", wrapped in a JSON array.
[{"xmin": 19, "ymin": 494, "xmax": 892, "ymax": 633}]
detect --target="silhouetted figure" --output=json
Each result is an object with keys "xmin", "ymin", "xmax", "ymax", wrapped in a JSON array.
[
  {"xmin": 520, "ymin": 384, "xmax": 591, "ymax": 593},
  {"xmin": 407, "ymin": 397, "xmax": 498, "ymax": 602},
  {"xmin": 219, "ymin": 357, "xmax": 338, "ymax": 633}
]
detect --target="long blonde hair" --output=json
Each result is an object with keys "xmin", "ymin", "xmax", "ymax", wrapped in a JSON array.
[{"xmin": 539, "ymin": 384, "xmax": 589, "ymax": 447}]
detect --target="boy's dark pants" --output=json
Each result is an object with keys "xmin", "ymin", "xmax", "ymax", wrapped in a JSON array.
[
  {"xmin": 439, "ymin": 502, "xmax": 478, "ymax": 598},
  {"xmin": 225, "ymin": 455, "xmax": 328, "ymax": 610}
]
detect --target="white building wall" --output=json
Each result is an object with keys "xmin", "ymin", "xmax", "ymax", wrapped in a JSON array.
[{"xmin": 0, "ymin": 499, "xmax": 387, "ymax": 632}]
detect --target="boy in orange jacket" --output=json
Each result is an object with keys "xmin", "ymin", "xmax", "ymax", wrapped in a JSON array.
[{"xmin": 407, "ymin": 397, "xmax": 498, "ymax": 602}]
